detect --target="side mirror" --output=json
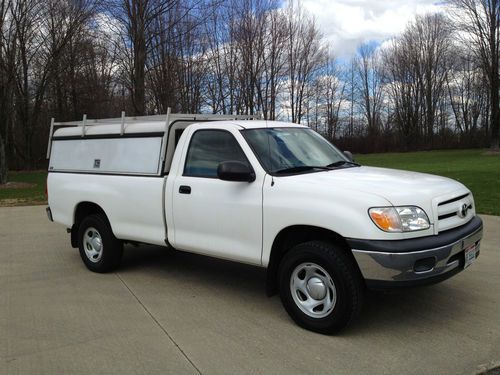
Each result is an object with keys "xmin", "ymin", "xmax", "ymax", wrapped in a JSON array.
[
  {"xmin": 217, "ymin": 161, "xmax": 256, "ymax": 182},
  {"xmin": 343, "ymin": 150, "xmax": 355, "ymax": 162}
]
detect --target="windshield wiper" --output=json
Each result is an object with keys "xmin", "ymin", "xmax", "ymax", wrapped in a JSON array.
[
  {"xmin": 326, "ymin": 160, "xmax": 361, "ymax": 168},
  {"xmin": 275, "ymin": 161, "xmax": 360, "ymax": 175},
  {"xmin": 275, "ymin": 166, "xmax": 333, "ymax": 174}
]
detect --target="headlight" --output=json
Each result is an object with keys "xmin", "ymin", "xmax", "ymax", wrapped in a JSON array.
[{"xmin": 368, "ymin": 206, "xmax": 430, "ymax": 232}]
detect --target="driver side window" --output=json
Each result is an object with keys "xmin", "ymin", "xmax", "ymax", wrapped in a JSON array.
[{"xmin": 184, "ymin": 130, "xmax": 249, "ymax": 178}]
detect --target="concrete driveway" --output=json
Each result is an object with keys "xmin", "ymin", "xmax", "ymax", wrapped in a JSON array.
[{"xmin": 1, "ymin": 206, "xmax": 499, "ymax": 374}]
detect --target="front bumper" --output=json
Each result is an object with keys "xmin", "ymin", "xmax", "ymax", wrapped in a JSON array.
[{"xmin": 348, "ymin": 216, "xmax": 483, "ymax": 289}]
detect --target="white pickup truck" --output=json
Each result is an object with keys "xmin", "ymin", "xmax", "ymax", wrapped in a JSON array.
[{"xmin": 46, "ymin": 112, "xmax": 483, "ymax": 334}]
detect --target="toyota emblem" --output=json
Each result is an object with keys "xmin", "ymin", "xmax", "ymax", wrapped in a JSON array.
[{"xmin": 458, "ymin": 203, "xmax": 471, "ymax": 218}]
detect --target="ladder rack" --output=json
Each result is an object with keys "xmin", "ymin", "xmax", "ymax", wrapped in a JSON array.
[
  {"xmin": 51, "ymin": 113, "xmax": 258, "ymax": 127},
  {"xmin": 46, "ymin": 109, "xmax": 261, "ymax": 159}
]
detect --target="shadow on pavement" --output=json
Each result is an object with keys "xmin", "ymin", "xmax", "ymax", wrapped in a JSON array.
[
  {"xmin": 119, "ymin": 243, "xmax": 268, "ymax": 297},
  {"xmin": 117, "ymin": 243, "xmax": 474, "ymax": 336}
]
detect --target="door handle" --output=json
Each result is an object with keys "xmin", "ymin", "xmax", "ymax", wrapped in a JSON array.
[{"xmin": 179, "ymin": 185, "xmax": 191, "ymax": 194}]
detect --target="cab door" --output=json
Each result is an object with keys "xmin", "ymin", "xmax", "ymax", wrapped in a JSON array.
[{"xmin": 171, "ymin": 128, "xmax": 264, "ymax": 265}]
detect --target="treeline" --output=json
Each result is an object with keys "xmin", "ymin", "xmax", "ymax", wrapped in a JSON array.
[{"xmin": 0, "ymin": 0, "xmax": 498, "ymax": 181}]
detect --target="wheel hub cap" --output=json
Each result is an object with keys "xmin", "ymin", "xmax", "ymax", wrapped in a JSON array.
[
  {"xmin": 290, "ymin": 262, "xmax": 337, "ymax": 318},
  {"xmin": 306, "ymin": 276, "xmax": 327, "ymax": 300},
  {"xmin": 83, "ymin": 227, "xmax": 103, "ymax": 263},
  {"xmin": 91, "ymin": 236, "xmax": 102, "ymax": 252}
]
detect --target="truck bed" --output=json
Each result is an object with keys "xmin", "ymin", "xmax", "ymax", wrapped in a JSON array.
[{"xmin": 48, "ymin": 173, "xmax": 167, "ymax": 246}]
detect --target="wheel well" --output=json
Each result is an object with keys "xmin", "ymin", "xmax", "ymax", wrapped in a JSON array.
[
  {"xmin": 70, "ymin": 202, "xmax": 107, "ymax": 248},
  {"xmin": 266, "ymin": 225, "xmax": 359, "ymax": 296}
]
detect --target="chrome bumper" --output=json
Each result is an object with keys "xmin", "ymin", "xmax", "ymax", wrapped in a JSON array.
[{"xmin": 350, "ymin": 219, "xmax": 483, "ymax": 288}]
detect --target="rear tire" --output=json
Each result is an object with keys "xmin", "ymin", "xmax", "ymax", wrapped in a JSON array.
[
  {"xmin": 78, "ymin": 214, "xmax": 123, "ymax": 273},
  {"xmin": 278, "ymin": 240, "xmax": 364, "ymax": 334}
]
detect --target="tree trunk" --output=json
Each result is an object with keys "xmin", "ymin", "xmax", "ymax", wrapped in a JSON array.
[
  {"xmin": 0, "ymin": 133, "xmax": 7, "ymax": 184},
  {"xmin": 489, "ymin": 47, "xmax": 499, "ymax": 150},
  {"xmin": 133, "ymin": 35, "xmax": 146, "ymax": 115},
  {"xmin": 490, "ymin": 87, "xmax": 500, "ymax": 149}
]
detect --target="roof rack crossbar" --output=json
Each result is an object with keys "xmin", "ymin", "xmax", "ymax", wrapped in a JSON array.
[{"xmin": 52, "ymin": 113, "xmax": 258, "ymax": 127}]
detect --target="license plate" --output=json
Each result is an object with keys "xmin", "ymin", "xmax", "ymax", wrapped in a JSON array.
[{"xmin": 464, "ymin": 244, "xmax": 477, "ymax": 269}]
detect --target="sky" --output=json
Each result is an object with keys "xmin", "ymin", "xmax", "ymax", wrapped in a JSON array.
[{"xmin": 299, "ymin": 0, "xmax": 444, "ymax": 57}]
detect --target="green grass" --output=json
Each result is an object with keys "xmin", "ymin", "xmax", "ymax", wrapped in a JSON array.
[
  {"xmin": 0, "ymin": 171, "xmax": 47, "ymax": 205},
  {"xmin": 0, "ymin": 149, "xmax": 499, "ymax": 215},
  {"xmin": 356, "ymin": 149, "xmax": 500, "ymax": 216}
]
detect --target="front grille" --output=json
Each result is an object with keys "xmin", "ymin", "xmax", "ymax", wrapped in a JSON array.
[
  {"xmin": 436, "ymin": 192, "xmax": 473, "ymax": 232},
  {"xmin": 438, "ymin": 193, "xmax": 470, "ymax": 207},
  {"xmin": 438, "ymin": 212, "xmax": 457, "ymax": 220}
]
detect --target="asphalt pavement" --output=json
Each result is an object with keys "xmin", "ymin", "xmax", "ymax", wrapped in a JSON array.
[{"xmin": 0, "ymin": 206, "xmax": 499, "ymax": 374}]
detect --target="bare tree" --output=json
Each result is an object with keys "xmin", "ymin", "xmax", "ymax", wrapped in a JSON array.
[
  {"xmin": 1, "ymin": 0, "xmax": 93, "ymax": 169},
  {"xmin": 450, "ymin": 0, "xmax": 500, "ymax": 150},
  {"xmin": 446, "ymin": 50, "xmax": 487, "ymax": 137},
  {"xmin": 4, "ymin": 0, "xmax": 499, "ymax": 176},
  {"xmin": 259, "ymin": 7, "xmax": 288, "ymax": 120},
  {"xmin": 312, "ymin": 57, "xmax": 345, "ymax": 139},
  {"xmin": 418, "ymin": 14, "xmax": 453, "ymax": 144},
  {"xmin": 382, "ymin": 14, "xmax": 452, "ymax": 149},
  {"xmin": 114, "ymin": 0, "xmax": 182, "ymax": 115},
  {"xmin": 203, "ymin": 0, "xmax": 240, "ymax": 114},
  {"xmin": 0, "ymin": 0, "xmax": 15, "ymax": 183},
  {"xmin": 231, "ymin": 0, "xmax": 267, "ymax": 115},
  {"xmin": 347, "ymin": 57, "xmax": 355, "ymax": 138},
  {"xmin": 202, "ymin": 0, "xmax": 286, "ymax": 118},
  {"xmin": 285, "ymin": 1, "xmax": 326, "ymax": 123},
  {"xmin": 355, "ymin": 43, "xmax": 384, "ymax": 137}
]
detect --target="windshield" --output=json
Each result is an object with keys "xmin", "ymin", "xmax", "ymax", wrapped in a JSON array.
[{"xmin": 242, "ymin": 127, "xmax": 354, "ymax": 175}]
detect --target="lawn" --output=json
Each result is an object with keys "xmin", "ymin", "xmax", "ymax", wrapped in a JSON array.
[
  {"xmin": 0, "ymin": 149, "xmax": 499, "ymax": 215},
  {"xmin": 0, "ymin": 171, "xmax": 47, "ymax": 206},
  {"xmin": 356, "ymin": 149, "xmax": 500, "ymax": 216}
]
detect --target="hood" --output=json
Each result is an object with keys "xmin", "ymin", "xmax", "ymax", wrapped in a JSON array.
[{"xmin": 282, "ymin": 166, "xmax": 468, "ymax": 207}]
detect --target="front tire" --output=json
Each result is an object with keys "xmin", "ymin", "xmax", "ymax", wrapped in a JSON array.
[
  {"xmin": 278, "ymin": 241, "xmax": 364, "ymax": 334},
  {"xmin": 78, "ymin": 214, "xmax": 123, "ymax": 273}
]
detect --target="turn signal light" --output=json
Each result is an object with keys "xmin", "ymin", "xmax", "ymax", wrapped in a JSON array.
[{"xmin": 368, "ymin": 208, "xmax": 401, "ymax": 232}]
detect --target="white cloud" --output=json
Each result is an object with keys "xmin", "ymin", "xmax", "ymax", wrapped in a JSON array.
[{"xmin": 299, "ymin": 0, "xmax": 444, "ymax": 57}]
